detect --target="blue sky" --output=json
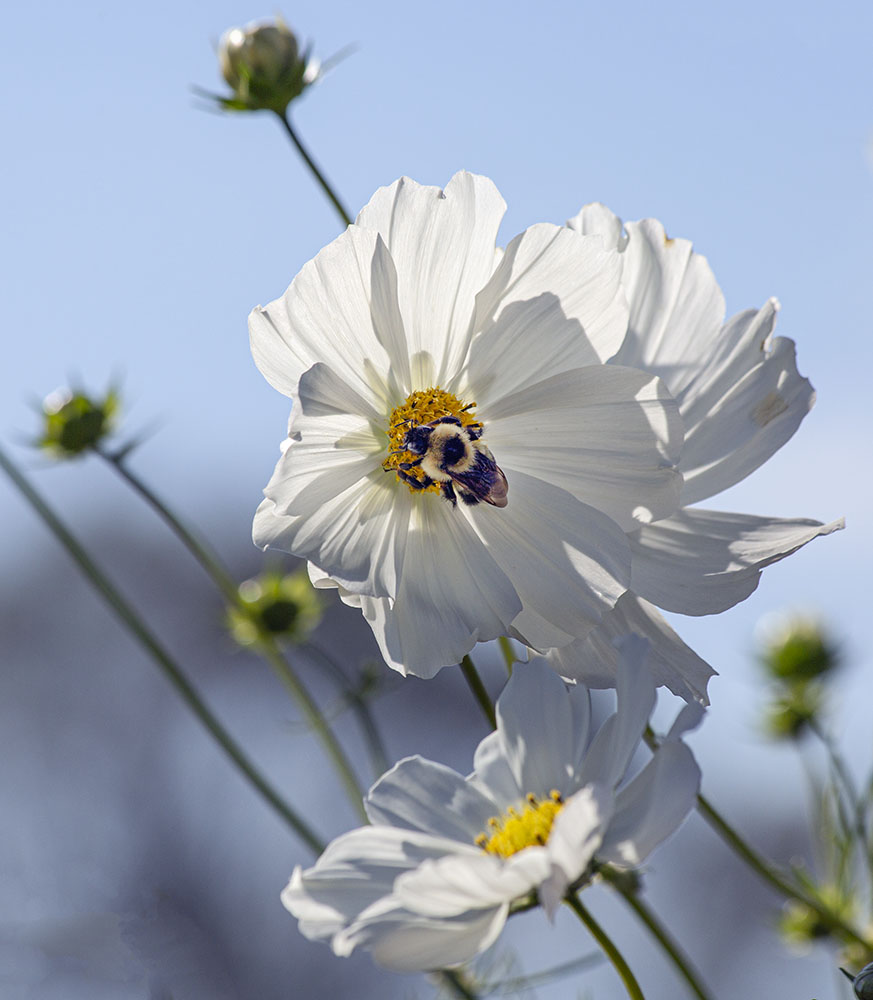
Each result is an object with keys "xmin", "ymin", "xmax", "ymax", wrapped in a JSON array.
[{"xmin": 2, "ymin": 0, "xmax": 872, "ymax": 992}]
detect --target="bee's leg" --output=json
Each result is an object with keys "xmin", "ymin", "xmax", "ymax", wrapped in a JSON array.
[
  {"xmin": 458, "ymin": 487, "xmax": 480, "ymax": 506},
  {"xmin": 440, "ymin": 481, "xmax": 458, "ymax": 507},
  {"xmin": 465, "ymin": 425, "xmax": 483, "ymax": 441},
  {"xmin": 397, "ymin": 468, "xmax": 432, "ymax": 491},
  {"xmin": 397, "ymin": 456, "xmax": 424, "ymax": 470},
  {"xmin": 433, "ymin": 416, "xmax": 462, "ymax": 427}
]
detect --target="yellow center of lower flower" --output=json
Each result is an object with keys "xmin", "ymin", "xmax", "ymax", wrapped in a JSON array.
[
  {"xmin": 475, "ymin": 791, "xmax": 564, "ymax": 858},
  {"xmin": 382, "ymin": 386, "xmax": 482, "ymax": 493}
]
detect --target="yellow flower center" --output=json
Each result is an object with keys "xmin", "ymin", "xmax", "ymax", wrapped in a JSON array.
[
  {"xmin": 475, "ymin": 791, "xmax": 564, "ymax": 858},
  {"xmin": 382, "ymin": 386, "xmax": 482, "ymax": 494}
]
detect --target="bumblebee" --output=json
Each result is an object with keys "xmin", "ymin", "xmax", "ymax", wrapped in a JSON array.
[{"xmin": 390, "ymin": 416, "xmax": 508, "ymax": 508}]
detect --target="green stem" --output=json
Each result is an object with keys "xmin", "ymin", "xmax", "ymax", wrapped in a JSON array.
[
  {"xmin": 307, "ymin": 641, "xmax": 390, "ymax": 778},
  {"xmin": 440, "ymin": 969, "xmax": 479, "ymax": 999},
  {"xmin": 98, "ymin": 449, "xmax": 367, "ymax": 820},
  {"xmin": 615, "ymin": 886, "xmax": 712, "ymax": 1000},
  {"xmin": 643, "ymin": 726, "xmax": 873, "ymax": 952},
  {"xmin": 696, "ymin": 792, "xmax": 873, "ymax": 952},
  {"xmin": 460, "ymin": 655, "xmax": 496, "ymax": 730},
  {"xmin": 498, "ymin": 636, "xmax": 515, "ymax": 675},
  {"xmin": 276, "ymin": 110, "xmax": 352, "ymax": 226},
  {"xmin": 0, "ymin": 444, "xmax": 323, "ymax": 854},
  {"xmin": 565, "ymin": 893, "xmax": 645, "ymax": 1000}
]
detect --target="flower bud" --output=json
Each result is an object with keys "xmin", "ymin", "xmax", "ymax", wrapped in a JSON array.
[
  {"xmin": 852, "ymin": 962, "xmax": 873, "ymax": 998},
  {"xmin": 778, "ymin": 889, "xmax": 856, "ymax": 951},
  {"xmin": 217, "ymin": 18, "xmax": 313, "ymax": 113},
  {"xmin": 227, "ymin": 567, "xmax": 322, "ymax": 646},
  {"xmin": 39, "ymin": 386, "xmax": 118, "ymax": 458},
  {"xmin": 763, "ymin": 684, "xmax": 824, "ymax": 740},
  {"xmin": 757, "ymin": 612, "xmax": 840, "ymax": 684}
]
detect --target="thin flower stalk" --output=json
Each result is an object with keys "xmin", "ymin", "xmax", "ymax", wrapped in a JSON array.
[
  {"xmin": 612, "ymin": 883, "xmax": 713, "ymax": 1000},
  {"xmin": 97, "ymin": 447, "xmax": 368, "ymax": 819},
  {"xmin": 0, "ymin": 443, "xmax": 323, "ymax": 853},
  {"xmin": 565, "ymin": 893, "xmax": 646, "ymax": 1000},
  {"xmin": 276, "ymin": 110, "xmax": 352, "ymax": 226},
  {"xmin": 459, "ymin": 654, "xmax": 496, "ymax": 729},
  {"xmin": 498, "ymin": 636, "xmax": 515, "ymax": 675}
]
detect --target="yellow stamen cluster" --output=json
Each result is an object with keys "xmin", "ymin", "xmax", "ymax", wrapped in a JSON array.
[
  {"xmin": 475, "ymin": 791, "xmax": 564, "ymax": 858},
  {"xmin": 382, "ymin": 387, "xmax": 482, "ymax": 494}
]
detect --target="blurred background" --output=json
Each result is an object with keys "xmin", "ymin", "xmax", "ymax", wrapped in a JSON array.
[{"xmin": 2, "ymin": 0, "xmax": 871, "ymax": 997}]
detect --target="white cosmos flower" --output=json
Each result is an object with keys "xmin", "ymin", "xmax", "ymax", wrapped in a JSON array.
[
  {"xmin": 544, "ymin": 207, "xmax": 845, "ymax": 704},
  {"xmin": 250, "ymin": 172, "xmax": 684, "ymax": 676},
  {"xmin": 281, "ymin": 641, "xmax": 701, "ymax": 972}
]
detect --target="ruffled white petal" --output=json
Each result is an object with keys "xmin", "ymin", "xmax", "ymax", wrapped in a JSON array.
[
  {"xmin": 353, "ymin": 499, "xmax": 523, "ymax": 677},
  {"xmin": 459, "ymin": 224, "xmax": 628, "ymax": 407},
  {"xmin": 629, "ymin": 509, "xmax": 845, "ymax": 616},
  {"xmin": 546, "ymin": 593, "xmax": 716, "ymax": 705},
  {"xmin": 676, "ymin": 303, "xmax": 815, "ymax": 504},
  {"xmin": 566, "ymin": 202, "xmax": 627, "ymax": 250},
  {"xmin": 249, "ymin": 226, "xmax": 410, "ymax": 408},
  {"xmin": 365, "ymin": 756, "xmax": 498, "ymax": 842},
  {"xmin": 485, "ymin": 365, "xmax": 683, "ymax": 531},
  {"xmin": 355, "ymin": 171, "xmax": 507, "ymax": 387},
  {"xmin": 597, "ymin": 741, "xmax": 700, "ymax": 868},
  {"xmin": 465, "ymin": 472, "xmax": 632, "ymax": 650}
]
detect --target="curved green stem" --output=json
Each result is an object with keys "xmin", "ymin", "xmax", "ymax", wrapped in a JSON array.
[
  {"xmin": 97, "ymin": 449, "xmax": 367, "ymax": 820},
  {"xmin": 565, "ymin": 893, "xmax": 645, "ymax": 1000},
  {"xmin": 275, "ymin": 110, "xmax": 352, "ymax": 226},
  {"xmin": 460, "ymin": 655, "xmax": 496, "ymax": 730},
  {"xmin": 643, "ymin": 725, "xmax": 873, "ymax": 952},
  {"xmin": 614, "ymin": 886, "xmax": 712, "ymax": 1000},
  {"xmin": 0, "ymin": 444, "xmax": 323, "ymax": 854}
]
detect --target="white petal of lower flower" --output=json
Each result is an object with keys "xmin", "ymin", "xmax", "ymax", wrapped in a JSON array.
[
  {"xmin": 485, "ymin": 365, "xmax": 683, "ymax": 530},
  {"xmin": 494, "ymin": 660, "xmax": 575, "ymax": 798},
  {"xmin": 395, "ymin": 849, "xmax": 551, "ymax": 917},
  {"xmin": 597, "ymin": 741, "xmax": 700, "ymax": 868},
  {"xmin": 575, "ymin": 637, "xmax": 655, "ymax": 792},
  {"xmin": 365, "ymin": 756, "xmax": 498, "ymax": 842},
  {"xmin": 539, "ymin": 785, "xmax": 611, "ymax": 919},
  {"xmin": 460, "ymin": 224, "xmax": 628, "ymax": 407},
  {"xmin": 546, "ymin": 593, "xmax": 716, "ymax": 705},
  {"xmin": 339, "ymin": 903, "xmax": 509, "ymax": 972},
  {"xmin": 468, "ymin": 730, "xmax": 522, "ymax": 807},
  {"xmin": 355, "ymin": 171, "xmax": 507, "ymax": 387},
  {"xmin": 629, "ymin": 509, "xmax": 845, "ymax": 616}
]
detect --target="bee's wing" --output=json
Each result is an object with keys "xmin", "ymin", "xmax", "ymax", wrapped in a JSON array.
[{"xmin": 449, "ymin": 450, "xmax": 509, "ymax": 508}]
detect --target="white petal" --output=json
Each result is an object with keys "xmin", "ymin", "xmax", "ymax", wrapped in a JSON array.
[
  {"xmin": 494, "ymin": 659, "xmax": 574, "ymax": 797},
  {"xmin": 255, "ymin": 465, "xmax": 410, "ymax": 600},
  {"xmin": 677, "ymin": 302, "xmax": 815, "ymax": 504},
  {"xmin": 468, "ymin": 730, "xmax": 522, "ymax": 807},
  {"xmin": 575, "ymin": 639, "xmax": 655, "ymax": 791},
  {"xmin": 566, "ymin": 202, "xmax": 627, "ymax": 250},
  {"xmin": 485, "ymin": 365, "xmax": 683, "ymax": 530},
  {"xmin": 460, "ymin": 224, "xmax": 628, "ymax": 407},
  {"xmin": 356, "ymin": 500, "xmax": 523, "ymax": 677},
  {"xmin": 608, "ymin": 218, "xmax": 726, "ymax": 401},
  {"xmin": 466, "ymin": 471, "xmax": 632, "ymax": 650},
  {"xmin": 340, "ymin": 903, "xmax": 509, "ymax": 972},
  {"xmin": 355, "ymin": 171, "xmax": 507, "ymax": 387},
  {"xmin": 539, "ymin": 784, "xmax": 611, "ymax": 919},
  {"xmin": 629, "ymin": 509, "xmax": 845, "ymax": 616},
  {"xmin": 282, "ymin": 825, "xmax": 467, "ymax": 943},
  {"xmin": 395, "ymin": 850, "xmax": 551, "ymax": 917},
  {"xmin": 365, "ymin": 756, "xmax": 497, "ymax": 842},
  {"xmin": 249, "ymin": 226, "xmax": 410, "ymax": 407},
  {"xmin": 547, "ymin": 593, "xmax": 716, "ymax": 705},
  {"xmin": 597, "ymin": 742, "xmax": 700, "ymax": 868}
]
